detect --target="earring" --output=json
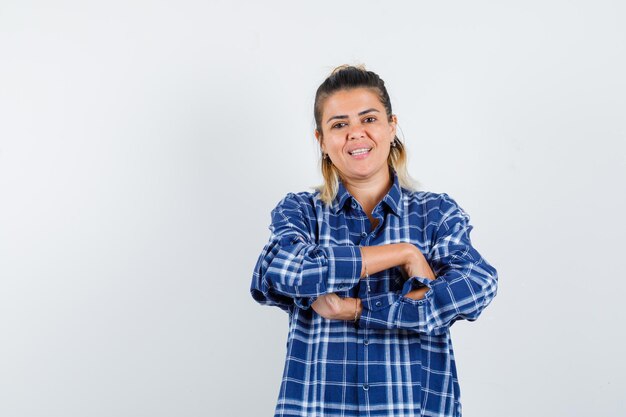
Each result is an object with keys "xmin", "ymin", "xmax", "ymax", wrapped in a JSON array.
[{"xmin": 391, "ymin": 139, "xmax": 397, "ymax": 148}]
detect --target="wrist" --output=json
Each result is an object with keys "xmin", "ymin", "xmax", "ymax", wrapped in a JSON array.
[
  {"xmin": 405, "ymin": 287, "xmax": 429, "ymax": 300},
  {"xmin": 400, "ymin": 243, "xmax": 416, "ymax": 265},
  {"xmin": 342, "ymin": 298, "xmax": 362, "ymax": 321}
]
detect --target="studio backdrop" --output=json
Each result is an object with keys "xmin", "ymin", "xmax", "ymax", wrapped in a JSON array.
[{"xmin": 0, "ymin": 1, "xmax": 624, "ymax": 416}]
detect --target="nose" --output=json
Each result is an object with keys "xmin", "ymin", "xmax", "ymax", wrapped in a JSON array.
[{"xmin": 348, "ymin": 124, "xmax": 365, "ymax": 140}]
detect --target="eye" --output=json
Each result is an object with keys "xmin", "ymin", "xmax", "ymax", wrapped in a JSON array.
[
  {"xmin": 331, "ymin": 122, "xmax": 347, "ymax": 129},
  {"xmin": 363, "ymin": 116, "xmax": 377, "ymax": 123}
]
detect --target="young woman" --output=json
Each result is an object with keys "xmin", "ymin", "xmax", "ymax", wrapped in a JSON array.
[{"xmin": 250, "ymin": 65, "xmax": 498, "ymax": 417}]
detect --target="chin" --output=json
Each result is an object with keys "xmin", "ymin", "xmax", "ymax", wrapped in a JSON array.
[{"xmin": 345, "ymin": 170, "xmax": 376, "ymax": 180}]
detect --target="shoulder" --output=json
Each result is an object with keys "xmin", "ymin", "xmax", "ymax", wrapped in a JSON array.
[
  {"xmin": 272, "ymin": 190, "xmax": 321, "ymax": 214},
  {"xmin": 269, "ymin": 190, "xmax": 324, "ymax": 230},
  {"xmin": 402, "ymin": 189, "xmax": 469, "ymax": 223}
]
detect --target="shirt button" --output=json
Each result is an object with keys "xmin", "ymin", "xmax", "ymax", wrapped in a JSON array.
[
  {"xmin": 363, "ymin": 384, "xmax": 369, "ymax": 391},
  {"xmin": 361, "ymin": 232, "xmax": 367, "ymax": 238},
  {"xmin": 337, "ymin": 284, "xmax": 345, "ymax": 289},
  {"xmin": 351, "ymin": 201, "xmax": 358, "ymax": 209},
  {"xmin": 364, "ymin": 339, "xmax": 369, "ymax": 346},
  {"xmin": 375, "ymin": 301, "xmax": 382, "ymax": 307}
]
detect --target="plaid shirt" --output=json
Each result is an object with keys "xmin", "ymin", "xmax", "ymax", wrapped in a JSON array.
[{"xmin": 250, "ymin": 170, "xmax": 498, "ymax": 417}]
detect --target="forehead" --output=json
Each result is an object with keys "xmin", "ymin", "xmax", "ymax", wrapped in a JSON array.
[{"xmin": 321, "ymin": 88, "xmax": 384, "ymax": 117}]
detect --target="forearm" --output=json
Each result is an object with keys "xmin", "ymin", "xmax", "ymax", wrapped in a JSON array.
[
  {"xmin": 358, "ymin": 243, "xmax": 411, "ymax": 278},
  {"xmin": 358, "ymin": 244, "xmax": 498, "ymax": 335}
]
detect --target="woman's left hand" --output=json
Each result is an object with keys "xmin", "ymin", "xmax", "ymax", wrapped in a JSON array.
[
  {"xmin": 403, "ymin": 258, "xmax": 436, "ymax": 301},
  {"xmin": 312, "ymin": 293, "xmax": 362, "ymax": 321}
]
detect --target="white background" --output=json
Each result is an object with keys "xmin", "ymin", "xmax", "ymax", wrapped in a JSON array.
[{"xmin": 1, "ymin": 1, "xmax": 624, "ymax": 416}]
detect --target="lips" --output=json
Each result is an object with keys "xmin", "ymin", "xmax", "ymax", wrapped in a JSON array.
[{"xmin": 348, "ymin": 147, "xmax": 372, "ymax": 156}]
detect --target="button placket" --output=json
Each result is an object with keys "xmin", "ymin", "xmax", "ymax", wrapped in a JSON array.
[
  {"xmin": 360, "ymin": 221, "xmax": 372, "ymax": 294},
  {"xmin": 359, "ymin": 225, "xmax": 373, "ymax": 404}
]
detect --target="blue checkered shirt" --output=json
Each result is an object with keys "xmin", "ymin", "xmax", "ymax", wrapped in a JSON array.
[{"xmin": 250, "ymin": 170, "xmax": 498, "ymax": 417}]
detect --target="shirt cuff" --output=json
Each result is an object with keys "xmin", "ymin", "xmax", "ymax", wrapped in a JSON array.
[
  {"xmin": 322, "ymin": 245, "xmax": 362, "ymax": 293},
  {"xmin": 357, "ymin": 292, "xmax": 400, "ymax": 330},
  {"xmin": 398, "ymin": 276, "xmax": 449, "ymax": 335},
  {"xmin": 358, "ymin": 276, "xmax": 434, "ymax": 330},
  {"xmin": 404, "ymin": 275, "xmax": 439, "ymax": 296}
]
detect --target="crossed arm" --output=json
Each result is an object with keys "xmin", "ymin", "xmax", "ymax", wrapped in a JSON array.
[
  {"xmin": 311, "ymin": 243, "xmax": 435, "ymax": 321},
  {"xmin": 250, "ymin": 192, "xmax": 498, "ymax": 335}
]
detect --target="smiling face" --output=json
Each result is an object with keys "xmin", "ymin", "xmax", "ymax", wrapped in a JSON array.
[{"xmin": 315, "ymin": 87, "xmax": 397, "ymax": 185}]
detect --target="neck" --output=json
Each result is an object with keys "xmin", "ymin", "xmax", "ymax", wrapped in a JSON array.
[{"xmin": 343, "ymin": 168, "xmax": 393, "ymax": 215}]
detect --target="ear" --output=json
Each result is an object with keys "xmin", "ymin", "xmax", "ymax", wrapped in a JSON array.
[
  {"xmin": 315, "ymin": 129, "xmax": 326, "ymax": 152},
  {"xmin": 389, "ymin": 115, "xmax": 398, "ymax": 138}
]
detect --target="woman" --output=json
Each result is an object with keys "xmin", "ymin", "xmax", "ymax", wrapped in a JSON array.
[{"xmin": 250, "ymin": 65, "xmax": 498, "ymax": 417}]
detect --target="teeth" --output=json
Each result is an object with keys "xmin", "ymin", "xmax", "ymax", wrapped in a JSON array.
[{"xmin": 350, "ymin": 148, "xmax": 371, "ymax": 156}]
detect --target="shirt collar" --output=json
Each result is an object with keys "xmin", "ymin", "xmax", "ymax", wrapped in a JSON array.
[{"xmin": 331, "ymin": 168, "xmax": 403, "ymax": 217}]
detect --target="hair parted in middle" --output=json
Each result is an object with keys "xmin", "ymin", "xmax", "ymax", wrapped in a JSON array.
[{"xmin": 313, "ymin": 64, "xmax": 418, "ymax": 205}]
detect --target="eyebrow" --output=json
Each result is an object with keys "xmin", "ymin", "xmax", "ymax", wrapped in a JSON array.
[{"xmin": 325, "ymin": 108, "xmax": 380, "ymax": 124}]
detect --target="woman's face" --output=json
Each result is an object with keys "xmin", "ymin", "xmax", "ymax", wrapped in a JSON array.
[{"xmin": 315, "ymin": 87, "xmax": 397, "ymax": 185}]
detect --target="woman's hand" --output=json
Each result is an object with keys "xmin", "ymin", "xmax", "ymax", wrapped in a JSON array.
[
  {"xmin": 401, "ymin": 244, "xmax": 436, "ymax": 300},
  {"xmin": 312, "ymin": 293, "xmax": 362, "ymax": 321},
  {"xmin": 400, "ymin": 243, "xmax": 436, "ymax": 281}
]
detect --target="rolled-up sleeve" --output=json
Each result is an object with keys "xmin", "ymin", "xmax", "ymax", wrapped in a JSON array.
[
  {"xmin": 358, "ymin": 194, "xmax": 498, "ymax": 335},
  {"xmin": 250, "ymin": 193, "xmax": 362, "ymax": 312}
]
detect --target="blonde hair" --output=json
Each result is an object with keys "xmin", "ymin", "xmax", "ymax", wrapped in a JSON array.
[{"xmin": 312, "ymin": 65, "xmax": 418, "ymax": 205}]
